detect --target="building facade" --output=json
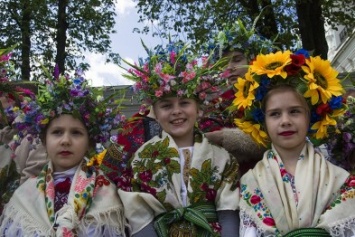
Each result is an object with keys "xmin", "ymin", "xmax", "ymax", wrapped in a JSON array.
[{"xmin": 326, "ymin": 24, "xmax": 355, "ymax": 85}]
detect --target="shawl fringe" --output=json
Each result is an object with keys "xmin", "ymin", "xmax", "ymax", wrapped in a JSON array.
[
  {"xmin": 81, "ymin": 205, "xmax": 128, "ymax": 237},
  {"xmin": 1, "ymin": 200, "xmax": 128, "ymax": 236},
  {"xmin": 240, "ymin": 209, "xmax": 272, "ymax": 237},
  {"xmin": 327, "ymin": 216, "xmax": 355, "ymax": 237},
  {"xmin": 0, "ymin": 203, "xmax": 54, "ymax": 236}
]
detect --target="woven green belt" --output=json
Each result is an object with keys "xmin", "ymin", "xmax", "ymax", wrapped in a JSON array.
[
  {"xmin": 154, "ymin": 202, "xmax": 217, "ymax": 237},
  {"xmin": 284, "ymin": 227, "xmax": 331, "ymax": 237}
]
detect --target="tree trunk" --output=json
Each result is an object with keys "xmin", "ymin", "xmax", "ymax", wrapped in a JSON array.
[
  {"xmin": 259, "ymin": 0, "xmax": 278, "ymax": 40},
  {"xmin": 296, "ymin": 0, "xmax": 328, "ymax": 59},
  {"xmin": 56, "ymin": 0, "xmax": 68, "ymax": 74},
  {"xmin": 20, "ymin": 1, "xmax": 31, "ymax": 81}
]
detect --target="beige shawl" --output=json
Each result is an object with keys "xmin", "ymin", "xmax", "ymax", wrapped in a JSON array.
[
  {"xmin": 0, "ymin": 160, "xmax": 127, "ymax": 237},
  {"xmin": 119, "ymin": 131, "xmax": 240, "ymax": 234},
  {"xmin": 239, "ymin": 142, "xmax": 355, "ymax": 236}
]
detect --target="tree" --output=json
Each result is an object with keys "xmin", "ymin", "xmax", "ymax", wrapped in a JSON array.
[
  {"xmin": 0, "ymin": 0, "xmax": 118, "ymax": 80},
  {"xmin": 133, "ymin": 0, "xmax": 354, "ymax": 59}
]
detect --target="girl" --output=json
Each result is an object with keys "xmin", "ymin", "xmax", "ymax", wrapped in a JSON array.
[
  {"xmin": 200, "ymin": 19, "xmax": 276, "ymax": 174},
  {"xmin": 0, "ymin": 48, "xmax": 40, "ymax": 214},
  {"xmin": 0, "ymin": 70, "xmax": 127, "ymax": 236},
  {"xmin": 118, "ymin": 41, "xmax": 240, "ymax": 237},
  {"xmin": 232, "ymin": 50, "xmax": 355, "ymax": 236}
]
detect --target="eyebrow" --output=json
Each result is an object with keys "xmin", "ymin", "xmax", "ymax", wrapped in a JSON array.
[
  {"xmin": 266, "ymin": 105, "xmax": 304, "ymax": 112},
  {"xmin": 49, "ymin": 126, "xmax": 86, "ymax": 131}
]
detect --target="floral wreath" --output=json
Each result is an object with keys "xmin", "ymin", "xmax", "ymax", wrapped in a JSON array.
[
  {"xmin": 327, "ymin": 95, "xmax": 355, "ymax": 173},
  {"xmin": 121, "ymin": 40, "xmax": 225, "ymax": 108},
  {"xmin": 1, "ymin": 47, "xmax": 36, "ymax": 125},
  {"xmin": 14, "ymin": 67, "xmax": 124, "ymax": 145},
  {"xmin": 229, "ymin": 49, "xmax": 346, "ymax": 147},
  {"xmin": 202, "ymin": 18, "xmax": 277, "ymax": 62}
]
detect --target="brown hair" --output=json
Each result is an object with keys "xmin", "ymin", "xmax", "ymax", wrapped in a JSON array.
[{"xmin": 261, "ymin": 84, "xmax": 311, "ymax": 118}]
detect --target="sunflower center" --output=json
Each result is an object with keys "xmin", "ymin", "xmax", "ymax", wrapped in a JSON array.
[
  {"xmin": 266, "ymin": 62, "xmax": 282, "ymax": 70},
  {"xmin": 243, "ymin": 82, "xmax": 251, "ymax": 98},
  {"xmin": 314, "ymin": 71, "xmax": 328, "ymax": 89}
]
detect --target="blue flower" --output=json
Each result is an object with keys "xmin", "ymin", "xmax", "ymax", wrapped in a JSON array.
[
  {"xmin": 255, "ymin": 77, "xmax": 270, "ymax": 101},
  {"xmin": 252, "ymin": 108, "xmax": 265, "ymax": 123},
  {"xmin": 329, "ymin": 96, "xmax": 343, "ymax": 110},
  {"xmin": 294, "ymin": 49, "xmax": 310, "ymax": 58}
]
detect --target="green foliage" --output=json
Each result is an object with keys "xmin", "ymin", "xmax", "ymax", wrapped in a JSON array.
[
  {"xmin": 0, "ymin": 0, "xmax": 117, "ymax": 80},
  {"xmin": 134, "ymin": 0, "xmax": 354, "ymax": 54}
]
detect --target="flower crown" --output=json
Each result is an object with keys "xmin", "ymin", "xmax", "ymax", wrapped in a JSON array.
[
  {"xmin": 122, "ymin": 41, "xmax": 225, "ymax": 107},
  {"xmin": 202, "ymin": 19, "xmax": 276, "ymax": 62},
  {"xmin": 229, "ymin": 49, "xmax": 346, "ymax": 147},
  {"xmin": 1, "ymin": 47, "xmax": 36, "ymax": 125},
  {"xmin": 14, "ymin": 68, "xmax": 124, "ymax": 144},
  {"xmin": 327, "ymin": 95, "xmax": 355, "ymax": 173}
]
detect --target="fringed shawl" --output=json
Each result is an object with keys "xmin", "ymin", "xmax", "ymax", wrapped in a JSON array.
[
  {"xmin": 119, "ymin": 131, "xmax": 240, "ymax": 234},
  {"xmin": 239, "ymin": 142, "xmax": 355, "ymax": 237},
  {"xmin": 0, "ymin": 160, "xmax": 127, "ymax": 237}
]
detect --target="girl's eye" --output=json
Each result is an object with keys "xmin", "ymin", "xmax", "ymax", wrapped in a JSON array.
[
  {"xmin": 161, "ymin": 104, "xmax": 171, "ymax": 109},
  {"xmin": 51, "ymin": 129, "xmax": 62, "ymax": 135},
  {"xmin": 290, "ymin": 109, "xmax": 301, "ymax": 114},
  {"xmin": 232, "ymin": 56, "xmax": 243, "ymax": 62},
  {"xmin": 267, "ymin": 111, "xmax": 280, "ymax": 117},
  {"xmin": 72, "ymin": 130, "xmax": 83, "ymax": 135}
]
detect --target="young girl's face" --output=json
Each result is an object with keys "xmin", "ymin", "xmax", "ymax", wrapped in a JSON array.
[
  {"xmin": 45, "ymin": 114, "xmax": 90, "ymax": 172},
  {"xmin": 264, "ymin": 90, "xmax": 309, "ymax": 154},
  {"xmin": 153, "ymin": 97, "xmax": 199, "ymax": 147}
]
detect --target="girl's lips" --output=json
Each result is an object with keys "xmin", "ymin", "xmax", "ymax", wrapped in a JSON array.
[
  {"xmin": 59, "ymin": 151, "xmax": 72, "ymax": 156},
  {"xmin": 279, "ymin": 131, "xmax": 295, "ymax": 136}
]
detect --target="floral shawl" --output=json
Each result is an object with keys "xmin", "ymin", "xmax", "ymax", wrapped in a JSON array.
[
  {"xmin": 118, "ymin": 131, "xmax": 240, "ymax": 234},
  {"xmin": 0, "ymin": 160, "xmax": 127, "ymax": 237},
  {"xmin": 100, "ymin": 111, "xmax": 161, "ymax": 191},
  {"xmin": 0, "ymin": 126, "xmax": 19, "ymax": 215},
  {"xmin": 239, "ymin": 142, "xmax": 355, "ymax": 237}
]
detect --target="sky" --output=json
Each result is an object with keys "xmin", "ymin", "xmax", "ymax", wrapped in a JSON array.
[{"xmin": 86, "ymin": 0, "xmax": 164, "ymax": 87}]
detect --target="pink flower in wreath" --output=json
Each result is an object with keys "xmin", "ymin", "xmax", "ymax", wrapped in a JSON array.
[{"xmin": 155, "ymin": 90, "xmax": 163, "ymax": 97}]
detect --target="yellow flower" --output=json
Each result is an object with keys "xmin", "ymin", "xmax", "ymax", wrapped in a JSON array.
[
  {"xmin": 303, "ymin": 56, "xmax": 344, "ymax": 105},
  {"xmin": 233, "ymin": 72, "xmax": 259, "ymax": 109},
  {"xmin": 41, "ymin": 118, "xmax": 49, "ymax": 125},
  {"xmin": 250, "ymin": 50, "xmax": 292, "ymax": 79},
  {"xmin": 234, "ymin": 119, "xmax": 268, "ymax": 147},
  {"xmin": 311, "ymin": 114, "xmax": 337, "ymax": 139},
  {"xmin": 87, "ymin": 149, "xmax": 107, "ymax": 167}
]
